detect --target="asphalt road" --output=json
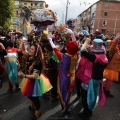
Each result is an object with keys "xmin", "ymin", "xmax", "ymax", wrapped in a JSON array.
[{"xmin": 0, "ymin": 73, "xmax": 120, "ymax": 120}]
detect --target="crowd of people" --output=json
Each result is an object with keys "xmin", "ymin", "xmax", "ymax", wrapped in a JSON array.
[{"xmin": 0, "ymin": 27, "xmax": 120, "ymax": 120}]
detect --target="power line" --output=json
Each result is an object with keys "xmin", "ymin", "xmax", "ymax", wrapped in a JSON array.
[{"xmin": 78, "ymin": 0, "xmax": 91, "ymax": 5}]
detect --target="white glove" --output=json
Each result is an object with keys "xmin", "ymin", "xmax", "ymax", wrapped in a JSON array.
[
  {"xmin": 47, "ymin": 33, "xmax": 53, "ymax": 41},
  {"xmin": 47, "ymin": 34, "xmax": 56, "ymax": 49}
]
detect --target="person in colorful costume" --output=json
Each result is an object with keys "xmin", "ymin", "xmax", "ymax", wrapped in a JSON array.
[
  {"xmin": 47, "ymin": 28, "xmax": 78, "ymax": 119},
  {"xmin": 78, "ymin": 37, "xmax": 108, "ymax": 120},
  {"xmin": 0, "ymin": 43, "xmax": 7, "ymax": 109},
  {"xmin": 75, "ymin": 45, "xmax": 93, "ymax": 101},
  {"xmin": 44, "ymin": 43, "xmax": 60, "ymax": 102},
  {"xmin": 0, "ymin": 43, "xmax": 7, "ymax": 88},
  {"xmin": 18, "ymin": 43, "xmax": 52, "ymax": 120},
  {"xmin": 4, "ymin": 40, "xmax": 22, "ymax": 92},
  {"xmin": 104, "ymin": 34, "xmax": 120, "ymax": 98}
]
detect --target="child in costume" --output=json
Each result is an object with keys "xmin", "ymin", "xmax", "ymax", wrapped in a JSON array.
[
  {"xmin": 78, "ymin": 37, "xmax": 108, "ymax": 120},
  {"xmin": 18, "ymin": 43, "xmax": 52, "ymax": 120},
  {"xmin": 4, "ymin": 40, "xmax": 22, "ymax": 92},
  {"xmin": 44, "ymin": 43, "xmax": 60, "ymax": 102},
  {"xmin": 47, "ymin": 28, "xmax": 78, "ymax": 119},
  {"xmin": 104, "ymin": 34, "xmax": 120, "ymax": 98}
]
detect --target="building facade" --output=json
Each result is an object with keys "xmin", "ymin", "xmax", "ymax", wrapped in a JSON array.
[
  {"xmin": 76, "ymin": 0, "xmax": 120, "ymax": 35},
  {"xmin": 11, "ymin": 0, "xmax": 46, "ymax": 30}
]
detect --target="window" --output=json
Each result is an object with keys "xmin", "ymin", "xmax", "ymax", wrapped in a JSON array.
[
  {"xmin": 24, "ymin": 3, "xmax": 27, "ymax": 6},
  {"xmin": 88, "ymin": 9, "xmax": 91, "ymax": 14},
  {"xmin": 40, "ymin": 2, "xmax": 44, "ymax": 8},
  {"xmin": 81, "ymin": 18, "xmax": 83, "ymax": 22},
  {"xmin": 16, "ymin": 11, "xmax": 18, "ymax": 15},
  {"xmin": 102, "ymin": 29, "xmax": 106, "ymax": 34},
  {"xmin": 12, "ymin": 18, "xmax": 18, "ymax": 23},
  {"xmin": 104, "ymin": 12, "xmax": 108, "ymax": 16},
  {"xmin": 35, "ymin": 3, "xmax": 37, "ymax": 6},
  {"xmin": 102, "ymin": 20, "xmax": 107, "ymax": 26},
  {"xmin": 92, "ymin": 13, "xmax": 94, "ymax": 17},
  {"xmin": 105, "ymin": 2, "xmax": 109, "ymax": 7}
]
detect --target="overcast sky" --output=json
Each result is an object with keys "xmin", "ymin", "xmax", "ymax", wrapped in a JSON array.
[{"xmin": 45, "ymin": 0, "xmax": 98, "ymax": 25}]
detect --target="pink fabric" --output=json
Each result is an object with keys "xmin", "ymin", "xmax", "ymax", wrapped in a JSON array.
[
  {"xmin": 94, "ymin": 54, "xmax": 108, "ymax": 65},
  {"xmin": 104, "ymin": 79, "xmax": 113, "ymax": 91},
  {"xmin": 99, "ymin": 81, "xmax": 106, "ymax": 107},
  {"xmin": 75, "ymin": 56, "xmax": 92, "ymax": 85}
]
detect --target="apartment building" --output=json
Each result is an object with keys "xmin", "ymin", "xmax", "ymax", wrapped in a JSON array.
[
  {"xmin": 76, "ymin": 0, "xmax": 120, "ymax": 35},
  {"xmin": 11, "ymin": 0, "xmax": 46, "ymax": 30}
]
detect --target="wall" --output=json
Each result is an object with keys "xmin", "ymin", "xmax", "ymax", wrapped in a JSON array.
[{"xmin": 94, "ymin": 1, "xmax": 120, "ymax": 35}]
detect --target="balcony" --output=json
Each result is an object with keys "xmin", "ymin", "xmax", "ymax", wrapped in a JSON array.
[{"xmin": 12, "ymin": 18, "xmax": 19, "ymax": 24}]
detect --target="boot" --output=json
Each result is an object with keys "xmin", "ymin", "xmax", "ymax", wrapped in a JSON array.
[
  {"xmin": 29, "ymin": 102, "xmax": 34, "ymax": 110},
  {"xmin": 32, "ymin": 110, "xmax": 41, "ymax": 120},
  {"xmin": 104, "ymin": 88, "xmax": 114, "ymax": 98},
  {"xmin": 78, "ymin": 111, "xmax": 90, "ymax": 120}
]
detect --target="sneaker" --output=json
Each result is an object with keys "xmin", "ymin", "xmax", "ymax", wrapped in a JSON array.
[{"xmin": 105, "ymin": 91, "xmax": 114, "ymax": 98}]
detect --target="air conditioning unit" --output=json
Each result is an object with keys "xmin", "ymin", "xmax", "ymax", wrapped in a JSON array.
[{"xmin": 102, "ymin": 20, "xmax": 107, "ymax": 26}]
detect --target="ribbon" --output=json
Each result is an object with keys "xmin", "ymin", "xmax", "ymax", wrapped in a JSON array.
[{"xmin": 35, "ymin": 45, "xmax": 40, "ymax": 56}]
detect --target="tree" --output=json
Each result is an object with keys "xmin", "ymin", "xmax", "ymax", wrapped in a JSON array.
[{"xmin": 0, "ymin": 0, "xmax": 15, "ymax": 30}]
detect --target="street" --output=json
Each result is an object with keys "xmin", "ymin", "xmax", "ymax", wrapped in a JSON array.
[{"xmin": 0, "ymin": 73, "xmax": 120, "ymax": 120}]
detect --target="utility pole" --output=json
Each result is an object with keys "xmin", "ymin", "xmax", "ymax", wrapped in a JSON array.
[
  {"xmin": 65, "ymin": 0, "xmax": 69, "ymax": 23},
  {"xmin": 62, "ymin": 11, "xmax": 64, "ymax": 25},
  {"xmin": 113, "ymin": 15, "xmax": 118, "ymax": 34}
]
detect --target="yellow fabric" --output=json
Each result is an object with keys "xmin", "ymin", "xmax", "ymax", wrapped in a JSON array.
[
  {"xmin": 43, "ymin": 30, "xmax": 48, "ymax": 35},
  {"xmin": 66, "ymin": 53, "xmax": 78, "ymax": 83}
]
